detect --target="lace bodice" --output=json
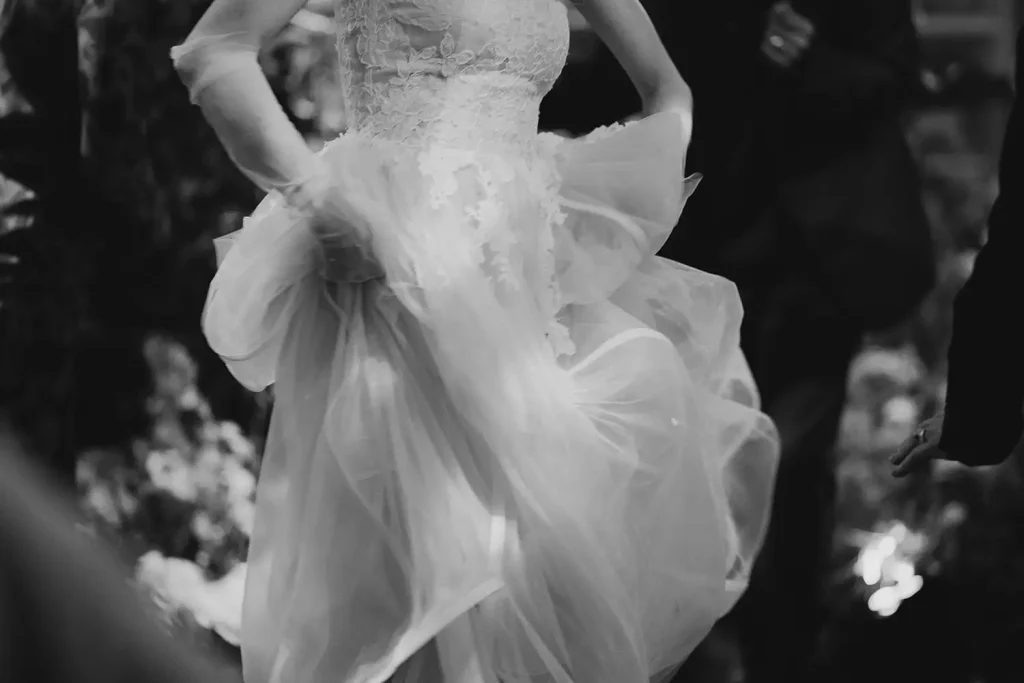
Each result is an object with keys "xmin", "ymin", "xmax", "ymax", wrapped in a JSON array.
[{"xmin": 333, "ymin": 0, "xmax": 570, "ymax": 151}]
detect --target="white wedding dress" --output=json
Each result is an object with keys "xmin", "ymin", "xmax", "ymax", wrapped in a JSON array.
[{"xmin": 172, "ymin": 1, "xmax": 779, "ymax": 682}]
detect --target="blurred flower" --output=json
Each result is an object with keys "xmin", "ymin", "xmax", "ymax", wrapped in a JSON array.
[
  {"xmin": 229, "ymin": 497, "xmax": 256, "ymax": 537},
  {"xmin": 850, "ymin": 521, "xmax": 927, "ymax": 617},
  {"xmin": 78, "ymin": 335, "xmax": 260, "ymax": 632},
  {"xmin": 145, "ymin": 336, "xmax": 197, "ymax": 401},
  {"xmin": 218, "ymin": 420, "xmax": 257, "ymax": 461},
  {"xmin": 193, "ymin": 446, "xmax": 226, "ymax": 498},
  {"xmin": 867, "ymin": 581, "xmax": 923, "ymax": 618},
  {"xmin": 838, "ymin": 405, "xmax": 874, "ymax": 453},
  {"xmin": 883, "ymin": 395, "xmax": 918, "ymax": 426},
  {"xmin": 146, "ymin": 449, "xmax": 199, "ymax": 502},
  {"xmin": 940, "ymin": 502, "xmax": 967, "ymax": 528},
  {"xmin": 848, "ymin": 346, "xmax": 925, "ymax": 395},
  {"xmin": 81, "ymin": 483, "xmax": 121, "ymax": 526},
  {"xmin": 222, "ymin": 457, "xmax": 256, "ymax": 501},
  {"xmin": 192, "ymin": 511, "xmax": 227, "ymax": 546},
  {"xmin": 135, "ymin": 551, "xmax": 247, "ymax": 646},
  {"xmin": 77, "ymin": 449, "xmax": 140, "ymax": 528},
  {"xmin": 875, "ymin": 395, "xmax": 921, "ymax": 451},
  {"xmin": 179, "ymin": 386, "xmax": 202, "ymax": 411}
]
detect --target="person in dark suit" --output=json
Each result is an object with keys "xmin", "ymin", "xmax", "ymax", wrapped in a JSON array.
[
  {"xmin": 544, "ymin": 2, "xmax": 933, "ymax": 682},
  {"xmin": 892, "ymin": 28, "xmax": 1024, "ymax": 476},
  {"xmin": 0, "ymin": 435, "xmax": 238, "ymax": 683}
]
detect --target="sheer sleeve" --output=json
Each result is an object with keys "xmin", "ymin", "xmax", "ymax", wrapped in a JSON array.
[{"xmin": 171, "ymin": 0, "xmax": 328, "ymax": 210}]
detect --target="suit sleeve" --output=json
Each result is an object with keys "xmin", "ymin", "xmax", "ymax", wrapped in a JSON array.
[
  {"xmin": 786, "ymin": 0, "xmax": 920, "ymax": 118},
  {"xmin": 938, "ymin": 31, "xmax": 1024, "ymax": 465}
]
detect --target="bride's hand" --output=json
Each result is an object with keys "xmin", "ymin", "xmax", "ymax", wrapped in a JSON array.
[
  {"xmin": 292, "ymin": 171, "xmax": 383, "ymax": 283},
  {"xmin": 309, "ymin": 214, "xmax": 383, "ymax": 283}
]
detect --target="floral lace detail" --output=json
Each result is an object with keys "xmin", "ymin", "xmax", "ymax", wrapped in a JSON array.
[
  {"xmin": 333, "ymin": 0, "xmax": 569, "ymax": 152},
  {"xmin": 332, "ymin": 0, "xmax": 574, "ymax": 355},
  {"xmin": 414, "ymin": 147, "xmax": 520, "ymax": 291},
  {"xmin": 577, "ymin": 121, "xmax": 630, "ymax": 143},
  {"xmin": 533, "ymin": 134, "xmax": 574, "ymax": 356}
]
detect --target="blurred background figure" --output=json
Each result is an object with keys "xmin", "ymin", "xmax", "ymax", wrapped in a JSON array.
[
  {"xmin": 0, "ymin": 428, "xmax": 238, "ymax": 683},
  {"xmin": 892, "ymin": 26, "xmax": 1024, "ymax": 477}
]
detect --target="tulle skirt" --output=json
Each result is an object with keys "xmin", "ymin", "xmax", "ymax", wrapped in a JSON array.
[{"xmin": 204, "ymin": 112, "xmax": 779, "ymax": 683}]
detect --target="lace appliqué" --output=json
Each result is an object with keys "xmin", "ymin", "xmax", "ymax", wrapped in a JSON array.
[
  {"xmin": 415, "ymin": 146, "xmax": 520, "ymax": 292},
  {"xmin": 577, "ymin": 121, "xmax": 629, "ymax": 143},
  {"xmin": 533, "ymin": 133, "xmax": 574, "ymax": 357},
  {"xmin": 332, "ymin": 0, "xmax": 573, "ymax": 356},
  {"xmin": 333, "ymin": 0, "xmax": 569, "ymax": 150}
]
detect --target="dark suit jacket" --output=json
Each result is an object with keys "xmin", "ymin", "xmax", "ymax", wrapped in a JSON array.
[
  {"xmin": 939, "ymin": 30, "xmax": 1024, "ymax": 465},
  {"xmin": 545, "ymin": 0, "xmax": 920, "ymax": 226},
  {"xmin": 542, "ymin": 1, "xmax": 929, "ymax": 327}
]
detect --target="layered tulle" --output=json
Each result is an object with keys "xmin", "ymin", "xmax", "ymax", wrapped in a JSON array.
[{"xmin": 203, "ymin": 111, "xmax": 779, "ymax": 683}]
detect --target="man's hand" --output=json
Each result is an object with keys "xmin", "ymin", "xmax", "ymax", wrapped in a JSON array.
[
  {"xmin": 761, "ymin": 2, "xmax": 815, "ymax": 68},
  {"xmin": 891, "ymin": 411, "xmax": 1024, "ymax": 476},
  {"xmin": 890, "ymin": 413, "xmax": 947, "ymax": 477}
]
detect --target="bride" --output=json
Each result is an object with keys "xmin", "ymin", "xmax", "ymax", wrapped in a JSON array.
[{"xmin": 172, "ymin": 1, "xmax": 779, "ymax": 681}]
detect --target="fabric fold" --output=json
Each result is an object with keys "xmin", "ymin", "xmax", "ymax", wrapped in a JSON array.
[{"xmin": 204, "ymin": 111, "xmax": 778, "ymax": 683}]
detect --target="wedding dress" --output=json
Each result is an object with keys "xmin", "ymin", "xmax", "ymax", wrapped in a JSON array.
[{"xmin": 172, "ymin": 1, "xmax": 779, "ymax": 682}]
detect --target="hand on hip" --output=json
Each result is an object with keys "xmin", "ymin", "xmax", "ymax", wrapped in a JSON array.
[{"xmin": 762, "ymin": 2, "xmax": 815, "ymax": 68}]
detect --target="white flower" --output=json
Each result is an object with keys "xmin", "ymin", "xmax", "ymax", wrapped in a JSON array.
[
  {"xmin": 135, "ymin": 552, "xmax": 246, "ymax": 646},
  {"xmin": 178, "ymin": 386, "xmax": 201, "ymax": 411},
  {"xmin": 940, "ymin": 502, "xmax": 967, "ymax": 528},
  {"xmin": 218, "ymin": 421, "xmax": 256, "ymax": 460},
  {"xmin": 146, "ymin": 450, "xmax": 198, "ymax": 502},
  {"xmin": 136, "ymin": 551, "xmax": 205, "ymax": 605},
  {"xmin": 874, "ymin": 395, "xmax": 921, "ymax": 450},
  {"xmin": 82, "ymin": 484, "xmax": 121, "ymax": 526},
  {"xmin": 228, "ymin": 497, "xmax": 256, "ymax": 537},
  {"xmin": 200, "ymin": 563, "xmax": 247, "ymax": 645},
  {"xmin": 192, "ymin": 511, "xmax": 227, "ymax": 545},
  {"xmin": 193, "ymin": 445, "xmax": 225, "ymax": 497},
  {"xmin": 222, "ymin": 458, "xmax": 257, "ymax": 503},
  {"xmin": 883, "ymin": 395, "xmax": 918, "ymax": 427},
  {"xmin": 848, "ymin": 346, "xmax": 925, "ymax": 391},
  {"xmin": 839, "ymin": 406, "xmax": 874, "ymax": 452},
  {"xmin": 850, "ymin": 521, "xmax": 928, "ymax": 617}
]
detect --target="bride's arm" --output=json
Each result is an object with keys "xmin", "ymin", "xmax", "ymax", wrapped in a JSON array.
[
  {"xmin": 172, "ymin": 0, "xmax": 326, "ymax": 208},
  {"xmin": 571, "ymin": 0, "xmax": 692, "ymax": 129}
]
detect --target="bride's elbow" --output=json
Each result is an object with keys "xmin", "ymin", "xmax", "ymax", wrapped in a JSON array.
[{"xmin": 168, "ymin": 34, "xmax": 261, "ymax": 102}]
